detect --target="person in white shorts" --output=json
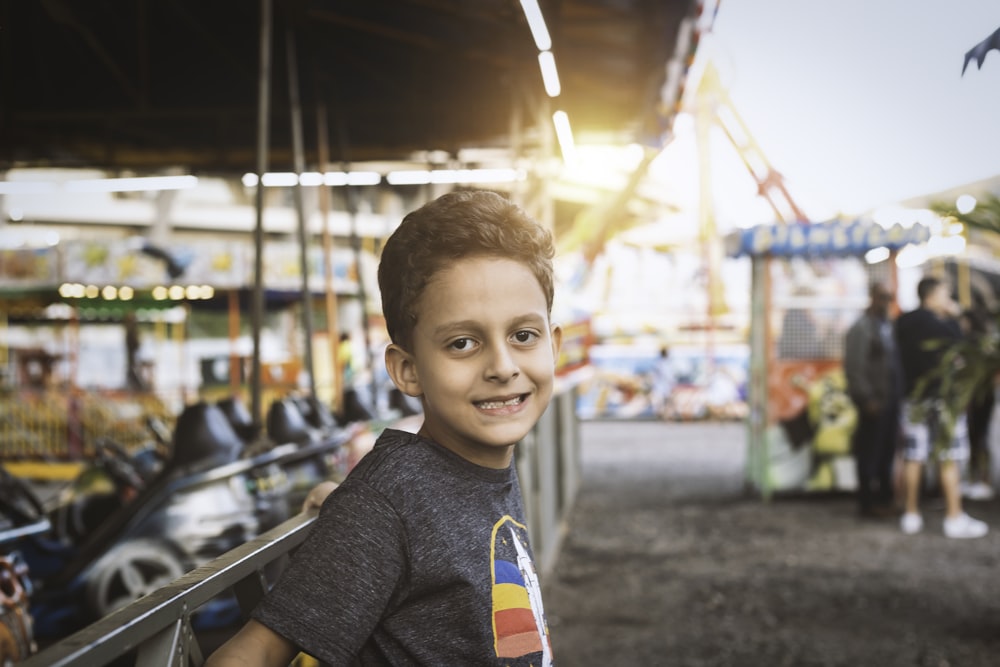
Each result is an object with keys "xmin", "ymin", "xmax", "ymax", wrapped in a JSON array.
[{"xmin": 895, "ymin": 276, "xmax": 988, "ymax": 539}]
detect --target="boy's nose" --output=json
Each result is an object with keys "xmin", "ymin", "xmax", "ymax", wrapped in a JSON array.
[{"xmin": 486, "ymin": 345, "xmax": 520, "ymax": 382}]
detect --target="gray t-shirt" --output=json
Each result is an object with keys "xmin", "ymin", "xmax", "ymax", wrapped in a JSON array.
[{"xmin": 253, "ymin": 428, "xmax": 554, "ymax": 666}]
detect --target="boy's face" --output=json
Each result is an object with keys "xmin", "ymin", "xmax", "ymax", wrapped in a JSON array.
[{"xmin": 385, "ymin": 256, "xmax": 562, "ymax": 469}]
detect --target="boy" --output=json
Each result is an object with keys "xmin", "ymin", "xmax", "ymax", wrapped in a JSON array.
[{"xmin": 206, "ymin": 190, "xmax": 561, "ymax": 665}]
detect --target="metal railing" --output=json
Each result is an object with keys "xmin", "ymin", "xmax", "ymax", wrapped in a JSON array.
[{"xmin": 20, "ymin": 511, "xmax": 316, "ymax": 667}]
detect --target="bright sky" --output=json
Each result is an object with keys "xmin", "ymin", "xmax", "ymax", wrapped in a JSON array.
[{"xmin": 687, "ymin": 0, "xmax": 1000, "ymax": 219}]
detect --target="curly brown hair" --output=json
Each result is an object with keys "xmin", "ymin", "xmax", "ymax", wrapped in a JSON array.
[{"xmin": 377, "ymin": 190, "xmax": 555, "ymax": 351}]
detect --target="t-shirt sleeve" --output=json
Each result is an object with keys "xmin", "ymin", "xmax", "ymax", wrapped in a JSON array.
[{"xmin": 252, "ymin": 478, "xmax": 406, "ymax": 664}]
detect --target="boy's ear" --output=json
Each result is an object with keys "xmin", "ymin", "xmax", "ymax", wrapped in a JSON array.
[
  {"xmin": 384, "ymin": 343, "xmax": 423, "ymax": 397},
  {"xmin": 550, "ymin": 323, "xmax": 563, "ymax": 364}
]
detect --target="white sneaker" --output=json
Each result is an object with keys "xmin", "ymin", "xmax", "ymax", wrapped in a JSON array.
[
  {"xmin": 943, "ymin": 512, "xmax": 988, "ymax": 539},
  {"xmin": 965, "ymin": 482, "xmax": 995, "ymax": 501},
  {"xmin": 900, "ymin": 512, "xmax": 923, "ymax": 535}
]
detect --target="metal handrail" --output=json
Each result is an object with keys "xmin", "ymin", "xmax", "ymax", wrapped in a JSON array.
[
  {"xmin": 0, "ymin": 518, "xmax": 51, "ymax": 545},
  {"xmin": 46, "ymin": 434, "xmax": 343, "ymax": 590},
  {"xmin": 20, "ymin": 511, "xmax": 317, "ymax": 667}
]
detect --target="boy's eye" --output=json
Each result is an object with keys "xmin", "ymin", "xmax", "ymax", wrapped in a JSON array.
[
  {"xmin": 449, "ymin": 337, "xmax": 476, "ymax": 351},
  {"xmin": 513, "ymin": 330, "xmax": 539, "ymax": 344}
]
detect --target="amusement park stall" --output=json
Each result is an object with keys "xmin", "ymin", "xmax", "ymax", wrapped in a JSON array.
[
  {"xmin": 0, "ymin": 235, "xmax": 364, "ymax": 466},
  {"xmin": 727, "ymin": 218, "xmax": 933, "ymax": 498}
]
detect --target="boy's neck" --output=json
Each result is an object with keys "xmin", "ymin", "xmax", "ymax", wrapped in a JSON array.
[{"xmin": 417, "ymin": 426, "xmax": 515, "ymax": 469}]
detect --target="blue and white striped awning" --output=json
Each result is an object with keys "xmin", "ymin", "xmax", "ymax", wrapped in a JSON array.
[{"xmin": 725, "ymin": 219, "xmax": 933, "ymax": 258}]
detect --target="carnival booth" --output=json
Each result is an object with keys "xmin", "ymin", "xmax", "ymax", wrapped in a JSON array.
[
  {"xmin": 727, "ymin": 218, "xmax": 933, "ymax": 498},
  {"xmin": 0, "ymin": 236, "xmax": 367, "ymax": 465}
]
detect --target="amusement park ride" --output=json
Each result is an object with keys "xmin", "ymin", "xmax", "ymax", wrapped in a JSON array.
[{"xmin": 691, "ymin": 57, "xmax": 835, "ymax": 498}]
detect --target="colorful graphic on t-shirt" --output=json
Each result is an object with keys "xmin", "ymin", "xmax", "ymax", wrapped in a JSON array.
[{"xmin": 491, "ymin": 516, "xmax": 552, "ymax": 666}]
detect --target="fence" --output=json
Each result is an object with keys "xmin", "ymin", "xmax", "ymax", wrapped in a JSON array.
[{"xmin": 0, "ymin": 389, "xmax": 174, "ymax": 462}]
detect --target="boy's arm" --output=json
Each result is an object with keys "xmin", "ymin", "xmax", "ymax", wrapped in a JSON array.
[
  {"xmin": 205, "ymin": 619, "xmax": 299, "ymax": 667},
  {"xmin": 301, "ymin": 479, "xmax": 339, "ymax": 512}
]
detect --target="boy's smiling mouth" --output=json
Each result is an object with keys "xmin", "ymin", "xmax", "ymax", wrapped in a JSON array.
[{"xmin": 474, "ymin": 394, "xmax": 528, "ymax": 411}]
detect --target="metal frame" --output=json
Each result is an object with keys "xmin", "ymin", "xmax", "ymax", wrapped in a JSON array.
[{"xmin": 20, "ymin": 512, "xmax": 315, "ymax": 667}]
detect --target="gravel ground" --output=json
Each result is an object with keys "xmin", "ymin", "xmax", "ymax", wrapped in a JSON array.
[{"xmin": 543, "ymin": 420, "xmax": 1000, "ymax": 667}]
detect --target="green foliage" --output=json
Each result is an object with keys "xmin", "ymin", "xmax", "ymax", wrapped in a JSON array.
[
  {"xmin": 930, "ymin": 192, "xmax": 1000, "ymax": 234},
  {"xmin": 912, "ymin": 330, "xmax": 1000, "ymax": 453},
  {"xmin": 919, "ymin": 193, "xmax": 1000, "ymax": 453},
  {"xmin": 916, "ymin": 193, "xmax": 1000, "ymax": 448}
]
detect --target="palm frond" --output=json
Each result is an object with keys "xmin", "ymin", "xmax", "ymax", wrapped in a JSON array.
[{"xmin": 915, "ymin": 324, "xmax": 1000, "ymax": 453}]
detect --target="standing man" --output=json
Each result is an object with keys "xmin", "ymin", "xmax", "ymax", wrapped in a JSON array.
[
  {"xmin": 650, "ymin": 346, "xmax": 677, "ymax": 419},
  {"xmin": 124, "ymin": 312, "xmax": 147, "ymax": 391},
  {"xmin": 895, "ymin": 276, "xmax": 988, "ymax": 538},
  {"xmin": 958, "ymin": 308, "xmax": 996, "ymax": 501},
  {"xmin": 843, "ymin": 281, "xmax": 901, "ymax": 518}
]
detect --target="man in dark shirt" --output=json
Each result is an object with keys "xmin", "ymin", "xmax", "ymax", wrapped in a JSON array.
[
  {"xmin": 843, "ymin": 281, "xmax": 900, "ymax": 518},
  {"xmin": 895, "ymin": 276, "xmax": 987, "ymax": 539}
]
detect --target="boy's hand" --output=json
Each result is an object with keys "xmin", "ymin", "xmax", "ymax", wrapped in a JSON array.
[
  {"xmin": 301, "ymin": 480, "xmax": 339, "ymax": 513},
  {"xmin": 205, "ymin": 619, "xmax": 298, "ymax": 667}
]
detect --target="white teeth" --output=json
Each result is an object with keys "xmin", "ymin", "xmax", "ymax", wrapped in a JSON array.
[{"xmin": 477, "ymin": 396, "xmax": 523, "ymax": 409}]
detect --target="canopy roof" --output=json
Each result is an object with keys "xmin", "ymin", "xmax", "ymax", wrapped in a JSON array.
[{"xmin": 2, "ymin": 0, "xmax": 692, "ymax": 174}]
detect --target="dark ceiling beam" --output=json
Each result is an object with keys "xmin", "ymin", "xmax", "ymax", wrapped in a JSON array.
[
  {"xmin": 137, "ymin": 0, "xmax": 150, "ymax": 106},
  {"xmin": 306, "ymin": 9, "xmax": 521, "ymax": 69},
  {"xmin": 167, "ymin": 0, "xmax": 257, "ymax": 86},
  {"xmin": 39, "ymin": 0, "xmax": 143, "ymax": 106},
  {"xmin": 307, "ymin": 10, "xmax": 441, "ymax": 52}
]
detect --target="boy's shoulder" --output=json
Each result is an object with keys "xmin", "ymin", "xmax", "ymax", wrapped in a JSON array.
[
  {"xmin": 346, "ymin": 427, "xmax": 514, "ymax": 494},
  {"xmin": 351, "ymin": 427, "xmax": 425, "ymax": 475},
  {"xmin": 371, "ymin": 426, "xmax": 420, "ymax": 452},
  {"xmin": 348, "ymin": 428, "xmax": 453, "ymax": 486}
]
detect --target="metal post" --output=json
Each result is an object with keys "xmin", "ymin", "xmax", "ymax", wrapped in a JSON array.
[
  {"xmin": 344, "ymin": 187, "xmax": 376, "ymax": 413},
  {"xmin": 316, "ymin": 103, "xmax": 342, "ymax": 410},
  {"xmin": 251, "ymin": 0, "xmax": 272, "ymax": 427},
  {"xmin": 747, "ymin": 255, "xmax": 772, "ymax": 500},
  {"xmin": 286, "ymin": 24, "xmax": 318, "ymax": 399},
  {"xmin": 696, "ymin": 97, "xmax": 715, "ymax": 379},
  {"xmin": 228, "ymin": 289, "xmax": 241, "ymax": 394}
]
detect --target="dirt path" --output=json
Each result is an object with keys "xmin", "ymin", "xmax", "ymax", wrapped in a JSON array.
[{"xmin": 544, "ymin": 421, "xmax": 1000, "ymax": 667}]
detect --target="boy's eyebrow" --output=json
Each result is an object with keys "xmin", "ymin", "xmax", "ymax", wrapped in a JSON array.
[
  {"xmin": 432, "ymin": 320, "xmax": 480, "ymax": 338},
  {"xmin": 432, "ymin": 313, "xmax": 548, "ymax": 338},
  {"xmin": 508, "ymin": 312, "xmax": 549, "ymax": 327}
]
